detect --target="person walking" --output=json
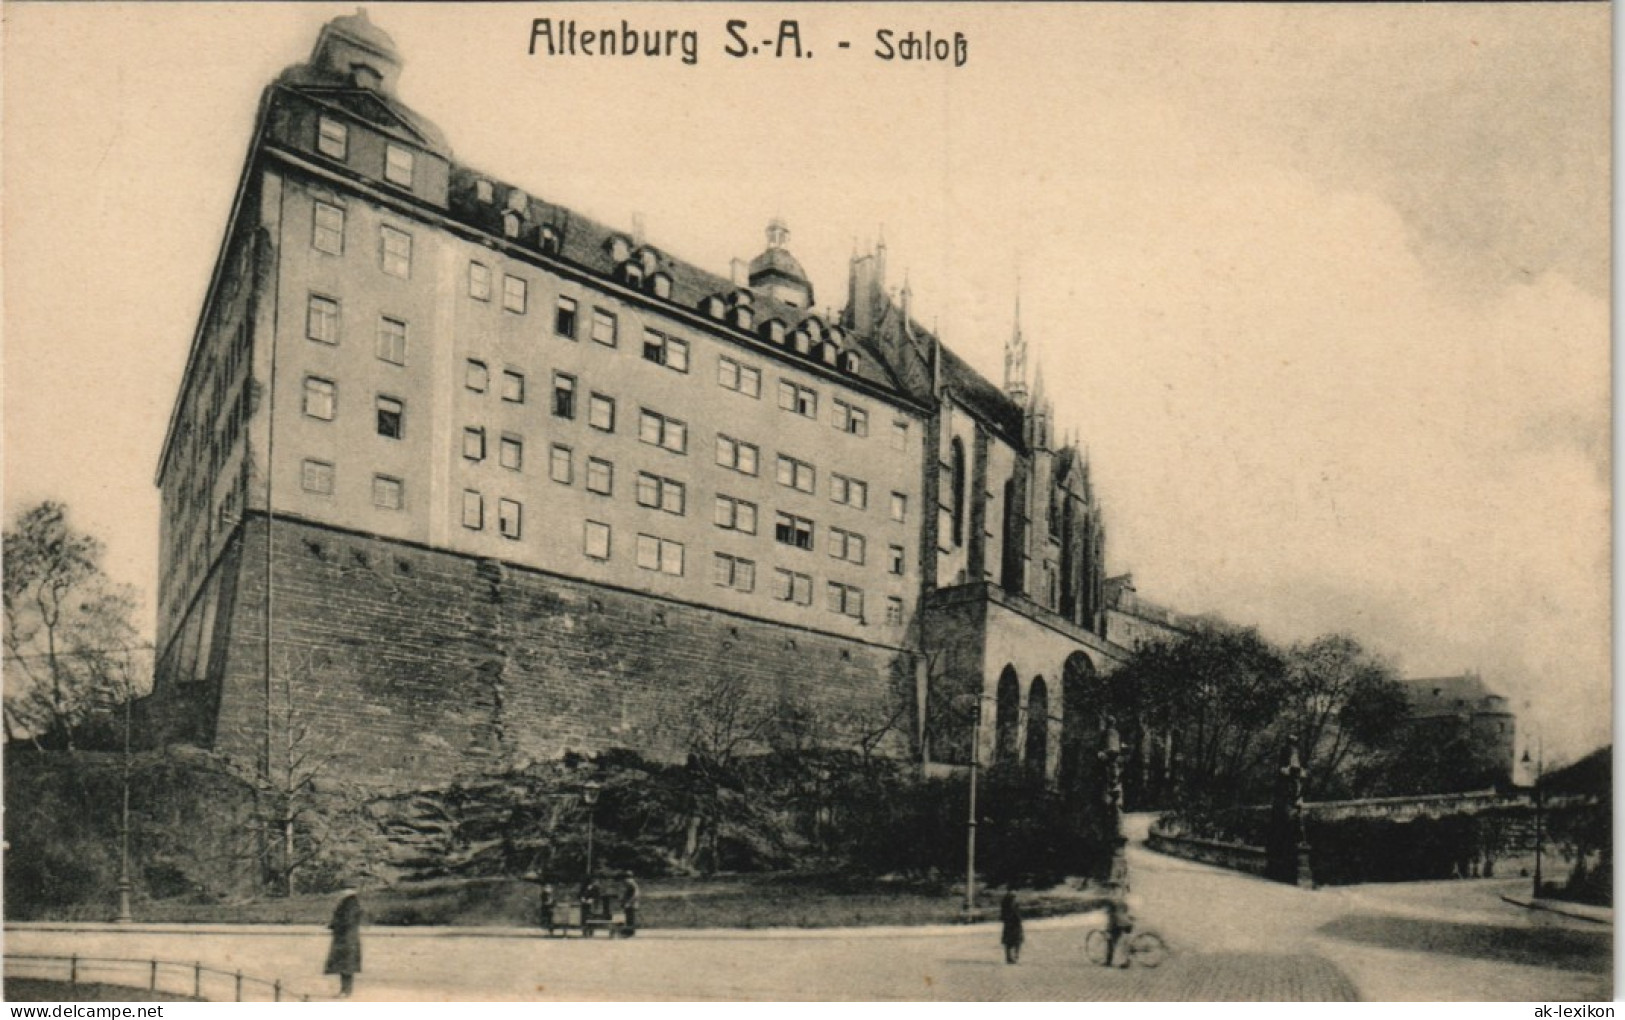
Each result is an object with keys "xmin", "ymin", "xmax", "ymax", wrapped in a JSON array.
[
  {"xmin": 620, "ymin": 872, "xmax": 641, "ymax": 935},
  {"xmin": 324, "ymin": 883, "xmax": 363, "ymax": 998},
  {"xmin": 1000, "ymin": 889, "xmax": 1024, "ymax": 964}
]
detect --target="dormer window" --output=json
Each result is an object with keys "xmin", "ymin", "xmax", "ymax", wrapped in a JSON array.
[
  {"xmin": 762, "ymin": 319, "xmax": 786, "ymax": 344},
  {"xmin": 384, "ymin": 144, "xmax": 414, "ymax": 188},
  {"xmin": 538, "ymin": 225, "xmax": 561, "ymax": 255},
  {"xmin": 502, "ymin": 211, "xmax": 524, "ymax": 240},
  {"xmin": 818, "ymin": 342, "xmax": 838, "ymax": 366},
  {"xmin": 351, "ymin": 65, "xmax": 384, "ymax": 90},
  {"xmin": 607, "ymin": 236, "xmax": 632, "ymax": 263},
  {"xmin": 506, "ymin": 188, "xmax": 529, "ymax": 214},
  {"xmin": 474, "ymin": 179, "xmax": 495, "ymax": 204},
  {"xmin": 839, "ymin": 350, "xmax": 861, "ymax": 373},
  {"xmin": 637, "ymin": 248, "xmax": 660, "ymax": 275},
  {"xmin": 730, "ymin": 288, "xmax": 755, "ymax": 308},
  {"xmin": 730, "ymin": 305, "xmax": 754, "ymax": 330},
  {"xmin": 803, "ymin": 319, "xmax": 823, "ymax": 344},
  {"xmin": 792, "ymin": 331, "xmax": 812, "ymax": 355},
  {"xmin": 650, "ymin": 272, "xmax": 673, "ymax": 300},
  {"xmin": 317, "ymin": 116, "xmax": 348, "ymax": 160},
  {"xmin": 619, "ymin": 263, "xmax": 645, "ymax": 288},
  {"xmin": 702, "ymin": 296, "xmax": 726, "ymax": 319}
]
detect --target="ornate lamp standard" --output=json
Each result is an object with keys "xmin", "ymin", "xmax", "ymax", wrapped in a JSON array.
[
  {"xmin": 1522, "ymin": 739, "xmax": 1544, "ymax": 898},
  {"xmin": 115, "ymin": 670, "xmax": 134, "ymax": 923},
  {"xmin": 959, "ymin": 692, "xmax": 996, "ymax": 916},
  {"xmin": 1099, "ymin": 717, "xmax": 1129, "ymax": 890},
  {"xmin": 1281, "ymin": 739, "xmax": 1313, "ymax": 889},
  {"xmin": 581, "ymin": 780, "xmax": 602, "ymax": 880}
]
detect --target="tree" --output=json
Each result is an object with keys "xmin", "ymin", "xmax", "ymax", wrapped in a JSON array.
[
  {"xmin": 4, "ymin": 502, "xmax": 147, "ymax": 750},
  {"xmin": 1110, "ymin": 621, "xmax": 1290, "ymax": 810},
  {"xmin": 1280, "ymin": 634, "xmax": 1410, "ymax": 799}
]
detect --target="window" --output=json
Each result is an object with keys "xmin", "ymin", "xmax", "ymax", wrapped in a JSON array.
[
  {"xmin": 714, "ymin": 495, "xmax": 758, "ymax": 535},
  {"xmin": 586, "ymin": 457, "xmax": 613, "ymax": 495},
  {"xmin": 715, "ymin": 435, "xmax": 759, "ymax": 476},
  {"xmin": 555, "ymin": 296, "xmax": 578, "ymax": 338},
  {"xmin": 373, "ymin": 474, "xmax": 404, "ymax": 510},
  {"xmin": 463, "ymin": 426, "xmax": 486, "ymax": 461},
  {"xmin": 375, "ymin": 396, "xmax": 404, "ymax": 439},
  {"xmin": 636, "ymin": 534, "xmax": 685, "ymax": 576},
  {"xmin": 306, "ymin": 294, "xmax": 339, "ymax": 344},
  {"xmin": 376, "ymin": 316, "xmax": 407, "ymax": 365},
  {"xmin": 313, "ymin": 201, "xmax": 344, "ymax": 254},
  {"xmin": 499, "ymin": 434, "xmax": 523, "ymax": 471},
  {"xmin": 891, "ymin": 418, "xmax": 910, "ymax": 452},
  {"xmin": 776, "ymin": 454, "xmax": 815, "ymax": 493},
  {"xmin": 636, "ymin": 472, "xmax": 685, "ymax": 516},
  {"xmin": 890, "ymin": 492, "xmax": 908, "ymax": 523},
  {"xmin": 588, "ymin": 393, "xmax": 616, "ymax": 432},
  {"xmin": 833, "ymin": 399, "xmax": 869, "ymax": 436},
  {"xmin": 503, "ymin": 274, "xmax": 527, "ymax": 313},
  {"xmin": 638, "ymin": 409, "xmax": 687, "ymax": 454},
  {"xmin": 469, "ymin": 261, "xmax": 491, "ymax": 301},
  {"xmin": 317, "ymin": 116, "xmax": 348, "ymax": 159},
  {"xmin": 501, "ymin": 370, "xmax": 525, "ymax": 403},
  {"xmin": 380, "ymin": 225, "xmax": 412, "ymax": 278},
  {"xmin": 462, "ymin": 490, "xmax": 484, "ymax": 530},
  {"xmin": 550, "ymin": 444, "xmax": 572, "ymax": 484},
  {"xmin": 829, "ymin": 527, "xmax": 866, "ymax": 565},
  {"xmin": 889, "ymin": 544, "xmax": 905, "ymax": 576},
  {"xmin": 384, "ymin": 144, "xmax": 414, "ymax": 188},
  {"xmin": 552, "ymin": 373, "xmax": 576, "ymax": 419},
  {"xmin": 301, "ymin": 458, "xmax": 335, "ymax": 495},
  {"xmin": 778, "ymin": 380, "xmax": 817, "ymax": 418},
  {"xmin": 642, "ymin": 330, "xmax": 690, "ymax": 372},
  {"xmin": 584, "ymin": 520, "xmax": 611, "ymax": 560},
  {"xmin": 465, "ymin": 360, "xmax": 489, "ymax": 392},
  {"xmin": 591, "ymin": 309, "xmax": 618, "ymax": 347},
  {"xmin": 713, "ymin": 553, "xmax": 756, "ymax": 593},
  {"xmin": 950, "ymin": 438, "xmax": 967, "ymax": 547},
  {"xmin": 475, "ymin": 179, "xmax": 495, "ymax": 203},
  {"xmin": 775, "ymin": 512, "xmax": 815, "ymax": 551},
  {"xmin": 827, "ymin": 582, "xmax": 864, "ymax": 620},
  {"xmin": 886, "ymin": 597, "xmax": 904, "ymax": 625},
  {"xmin": 831, "ymin": 473, "xmax": 869, "ymax": 509},
  {"xmin": 498, "ymin": 498, "xmax": 522, "ymax": 539},
  {"xmin": 302, "ymin": 377, "xmax": 336, "ymax": 421},
  {"xmin": 718, "ymin": 356, "xmax": 761, "ymax": 397},
  {"xmin": 774, "ymin": 568, "xmax": 813, "ymax": 606}
]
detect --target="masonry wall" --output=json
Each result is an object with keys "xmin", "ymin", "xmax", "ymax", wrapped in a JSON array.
[{"xmin": 157, "ymin": 515, "xmax": 916, "ymax": 790}]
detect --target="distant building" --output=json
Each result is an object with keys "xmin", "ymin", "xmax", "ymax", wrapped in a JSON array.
[
  {"xmin": 1400, "ymin": 671, "xmax": 1517, "ymax": 786},
  {"xmin": 1102, "ymin": 574, "xmax": 1197, "ymax": 652},
  {"xmin": 142, "ymin": 12, "xmax": 1146, "ymax": 787}
]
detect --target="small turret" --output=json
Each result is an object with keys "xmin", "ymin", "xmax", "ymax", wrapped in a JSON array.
[
  {"xmin": 311, "ymin": 9, "xmax": 403, "ymax": 94},
  {"xmin": 748, "ymin": 218, "xmax": 814, "ymax": 309}
]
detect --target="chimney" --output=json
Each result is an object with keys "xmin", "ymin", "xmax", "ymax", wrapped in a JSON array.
[{"xmin": 730, "ymin": 258, "xmax": 749, "ymax": 287}]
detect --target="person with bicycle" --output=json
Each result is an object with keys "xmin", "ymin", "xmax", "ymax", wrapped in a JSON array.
[{"xmin": 1104, "ymin": 890, "xmax": 1135, "ymax": 968}]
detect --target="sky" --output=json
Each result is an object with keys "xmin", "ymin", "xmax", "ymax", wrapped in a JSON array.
[{"xmin": 3, "ymin": 3, "xmax": 1611, "ymax": 763}]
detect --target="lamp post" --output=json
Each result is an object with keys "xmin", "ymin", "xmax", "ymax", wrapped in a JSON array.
[
  {"xmin": 581, "ymin": 781, "xmax": 602, "ymax": 880},
  {"xmin": 1280, "ymin": 739, "xmax": 1313, "ymax": 889},
  {"xmin": 953, "ymin": 691, "xmax": 997, "ymax": 916},
  {"xmin": 1522, "ymin": 737, "xmax": 1544, "ymax": 898},
  {"xmin": 115, "ymin": 669, "xmax": 134, "ymax": 923},
  {"xmin": 1099, "ymin": 717, "xmax": 1129, "ymax": 891}
]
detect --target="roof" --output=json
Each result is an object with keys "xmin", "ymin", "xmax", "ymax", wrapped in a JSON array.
[
  {"xmin": 1402, "ymin": 673, "xmax": 1511, "ymax": 719},
  {"xmin": 938, "ymin": 342, "xmax": 1025, "ymax": 445},
  {"xmin": 444, "ymin": 167, "xmax": 901, "ymax": 394}
]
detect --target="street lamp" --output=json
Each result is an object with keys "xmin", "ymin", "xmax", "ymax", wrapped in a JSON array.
[
  {"xmin": 115, "ymin": 669, "xmax": 134, "ymax": 923},
  {"xmin": 1522, "ymin": 738, "xmax": 1544, "ymax": 898},
  {"xmin": 581, "ymin": 781, "xmax": 602, "ymax": 880},
  {"xmin": 1099, "ymin": 717, "xmax": 1129, "ymax": 891},
  {"xmin": 1280, "ymin": 739, "xmax": 1313, "ymax": 889},
  {"xmin": 948, "ymin": 691, "xmax": 998, "ymax": 916}
]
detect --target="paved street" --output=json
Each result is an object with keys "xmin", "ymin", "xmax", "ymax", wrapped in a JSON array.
[{"xmin": 7, "ymin": 826, "xmax": 1611, "ymax": 1001}]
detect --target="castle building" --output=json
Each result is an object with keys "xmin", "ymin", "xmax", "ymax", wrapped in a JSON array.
[
  {"xmin": 1400, "ymin": 672, "xmax": 1518, "ymax": 786},
  {"xmin": 144, "ymin": 13, "xmax": 1134, "ymax": 787}
]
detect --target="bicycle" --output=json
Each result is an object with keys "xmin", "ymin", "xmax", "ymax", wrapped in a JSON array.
[{"xmin": 1085, "ymin": 926, "xmax": 1168, "ymax": 969}]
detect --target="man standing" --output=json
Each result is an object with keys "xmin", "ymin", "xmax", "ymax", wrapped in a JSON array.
[
  {"xmin": 539, "ymin": 882, "xmax": 558, "ymax": 936},
  {"xmin": 325, "ymin": 883, "xmax": 363, "ymax": 998},
  {"xmin": 621, "ymin": 873, "xmax": 641, "ymax": 935},
  {"xmin": 1000, "ymin": 889, "xmax": 1024, "ymax": 964}
]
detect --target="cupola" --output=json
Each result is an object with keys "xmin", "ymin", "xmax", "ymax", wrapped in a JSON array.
[{"xmin": 747, "ymin": 219, "xmax": 814, "ymax": 309}]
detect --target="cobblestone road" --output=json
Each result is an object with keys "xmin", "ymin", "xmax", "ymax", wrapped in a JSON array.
[{"xmin": 6, "ymin": 820, "xmax": 1610, "ymax": 1001}]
